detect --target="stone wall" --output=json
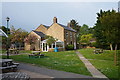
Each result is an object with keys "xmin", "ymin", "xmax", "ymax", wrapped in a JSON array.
[
  {"xmin": 64, "ymin": 30, "xmax": 76, "ymax": 49},
  {"xmin": 24, "ymin": 31, "xmax": 41, "ymax": 50},
  {"xmin": 47, "ymin": 23, "xmax": 64, "ymax": 42}
]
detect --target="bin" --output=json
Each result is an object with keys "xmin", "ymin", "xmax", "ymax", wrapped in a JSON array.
[{"xmin": 54, "ymin": 47, "xmax": 58, "ymax": 52}]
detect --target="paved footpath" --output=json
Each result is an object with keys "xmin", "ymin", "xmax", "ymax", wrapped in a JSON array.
[
  {"xmin": 18, "ymin": 62, "xmax": 93, "ymax": 78},
  {"xmin": 76, "ymin": 51, "xmax": 108, "ymax": 79}
]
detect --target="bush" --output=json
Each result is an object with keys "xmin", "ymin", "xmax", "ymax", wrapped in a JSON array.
[
  {"xmin": 91, "ymin": 42, "xmax": 110, "ymax": 50},
  {"xmin": 91, "ymin": 42, "xmax": 97, "ymax": 47},
  {"xmin": 66, "ymin": 45, "xmax": 74, "ymax": 50}
]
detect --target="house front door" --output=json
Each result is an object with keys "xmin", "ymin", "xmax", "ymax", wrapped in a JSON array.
[{"xmin": 42, "ymin": 43, "xmax": 48, "ymax": 52}]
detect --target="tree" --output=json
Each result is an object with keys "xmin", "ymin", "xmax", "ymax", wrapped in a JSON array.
[
  {"xmin": 69, "ymin": 19, "xmax": 81, "ymax": 48},
  {"xmin": 94, "ymin": 9, "xmax": 120, "ymax": 65},
  {"xmin": 80, "ymin": 34, "xmax": 93, "ymax": 46},
  {"xmin": 45, "ymin": 35, "xmax": 57, "ymax": 46},
  {"xmin": 78, "ymin": 24, "xmax": 95, "ymax": 47},
  {"xmin": 70, "ymin": 19, "xmax": 81, "ymax": 32},
  {"xmin": 0, "ymin": 26, "xmax": 10, "ymax": 49},
  {"xmin": 0, "ymin": 26, "xmax": 10, "ymax": 34},
  {"xmin": 95, "ymin": 9, "xmax": 120, "ymax": 50},
  {"xmin": 80, "ymin": 24, "xmax": 89, "ymax": 35},
  {"xmin": 88, "ymin": 27, "xmax": 94, "ymax": 34},
  {"xmin": 24, "ymin": 35, "xmax": 37, "ymax": 45},
  {"xmin": 10, "ymin": 26, "xmax": 28, "ymax": 49},
  {"xmin": 24, "ymin": 34, "xmax": 38, "ymax": 50},
  {"xmin": 94, "ymin": 24, "xmax": 108, "ymax": 49},
  {"xmin": 94, "ymin": 10, "xmax": 112, "ymax": 50}
]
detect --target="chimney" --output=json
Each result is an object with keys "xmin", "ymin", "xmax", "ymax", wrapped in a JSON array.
[
  {"xmin": 53, "ymin": 17, "xmax": 57, "ymax": 23},
  {"xmin": 67, "ymin": 23, "xmax": 71, "ymax": 27}
]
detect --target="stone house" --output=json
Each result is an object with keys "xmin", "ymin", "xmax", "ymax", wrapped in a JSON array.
[{"xmin": 24, "ymin": 17, "xmax": 76, "ymax": 52}]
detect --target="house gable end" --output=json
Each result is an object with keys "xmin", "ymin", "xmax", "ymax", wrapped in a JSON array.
[
  {"xmin": 35, "ymin": 24, "xmax": 48, "ymax": 34},
  {"xmin": 47, "ymin": 23, "xmax": 64, "ymax": 41}
]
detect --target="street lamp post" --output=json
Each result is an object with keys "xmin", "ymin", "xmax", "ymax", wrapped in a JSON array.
[{"xmin": 6, "ymin": 17, "xmax": 10, "ymax": 59}]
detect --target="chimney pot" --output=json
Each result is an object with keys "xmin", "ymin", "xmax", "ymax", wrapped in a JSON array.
[
  {"xmin": 67, "ymin": 23, "xmax": 71, "ymax": 27},
  {"xmin": 53, "ymin": 17, "xmax": 57, "ymax": 23}
]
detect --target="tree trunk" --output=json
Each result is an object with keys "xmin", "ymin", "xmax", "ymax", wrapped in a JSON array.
[
  {"xmin": 110, "ymin": 44, "xmax": 113, "ymax": 50},
  {"xmin": 114, "ymin": 44, "xmax": 117, "ymax": 65}
]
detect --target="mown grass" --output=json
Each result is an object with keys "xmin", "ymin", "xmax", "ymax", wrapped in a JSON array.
[
  {"xmin": 0, "ymin": 49, "xmax": 6, "ymax": 54},
  {"xmin": 19, "ymin": 50, "xmax": 31, "ymax": 53},
  {"xmin": 78, "ymin": 48, "xmax": 119, "ymax": 80},
  {"xmin": 0, "ymin": 50, "xmax": 31, "ymax": 54},
  {"xmin": 2, "ymin": 51, "xmax": 91, "ymax": 76}
]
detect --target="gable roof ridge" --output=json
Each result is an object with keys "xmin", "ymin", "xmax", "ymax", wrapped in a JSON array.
[
  {"xmin": 35, "ymin": 24, "xmax": 43, "ymax": 30},
  {"xmin": 46, "ymin": 23, "xmax": 55, "ymax": 30}
]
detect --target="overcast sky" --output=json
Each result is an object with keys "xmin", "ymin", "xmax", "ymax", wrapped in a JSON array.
[{"xmin": 1, "ymin": 2, "xmax": 118, "ymax": 32}]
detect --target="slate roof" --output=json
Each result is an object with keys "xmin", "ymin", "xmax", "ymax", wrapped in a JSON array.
[
  {"xmin": 43, "ymin": 25, "xmax": 49, "ymax": 29},
  {"xmin": 32, "ymin": 30, "xmax": 45, "ymax": 38},
  {"xmin": 57, "ymin": 23, "xmax": 76, "ymax": 32}
]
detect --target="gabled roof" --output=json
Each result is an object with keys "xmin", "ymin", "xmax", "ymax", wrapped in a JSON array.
[
  {"xmin": 57, "ymin": 23, "xmax": 76, "ymax": 32},
  {"xmin": 32, "ymin": 30, "xmax": 45, "ymax": 38},
  {"xmin": 43, "ymin": 25, "xmax": 49, "ymax": 29},
  {"xmin": 35, "ymin": 24, "xmax": 49, "ymax": 31}
]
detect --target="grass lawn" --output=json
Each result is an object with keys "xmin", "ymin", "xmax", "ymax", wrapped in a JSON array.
[
  {"xmin": 78, "ymin": 48, "xmax": 119, "ymax": 80},
  {"xmin": 2, "ymin": 51, "xmax": 91, "ymax": 76},
  {"xmin": 0, "ymin": 49, "xmax": 6, "ymax": 54},
  {"xmin": 0, "ymin": 50, "xmax": 31, "ymax": 54},
  {"xmin": 19, "ymin": 50, "xmax": 31, "ymax": 53}
]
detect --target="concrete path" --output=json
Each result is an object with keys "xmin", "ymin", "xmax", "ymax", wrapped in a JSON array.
[
  {"xmin": 20, "ymin": 69, "xmax": 52, "ymax": 78},
  {"xmin": 76, "ymin": 51, "xmax": 108, "ymax": 79},
  {"xmin": 18, "ymin": 62, "xmax": 93, "ymax": 78}
]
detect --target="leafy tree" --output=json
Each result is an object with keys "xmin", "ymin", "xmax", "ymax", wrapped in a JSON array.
[
  {"xmin": 78, "ymin": 24, "xmax": 95, "ymax": 47},
  {"xmin": 0, "ymin": 26, "xmax": 10, "ymax": 34},
  {"xmin": 94, "ymin": 9, "xmax": 120, "ymax": 65},
  {"xmin": 24, "ymin": 35, "xmax": 37, "ymax": 45},
  {"xmin": 24, "ymin": 34, "xmax": 38, "ymax": 50},
  {"xmin": 45, "ymin": 35, "xmax": 57, "ymax": 46},
  {"xmin": 69, "ymin": 19, "xmax": 81, "ymax": 48},
  {"xmin": 0, "ymin": 26, "xmax": 10, "ymax": 49},
  {"xmin": 10, "ymin": 26, "xmax": 28, "ymax": 49},
  {"xmin": 80, "ymin": 34, "xmax": 93, "ymax": 46},
  {"xmin": 94, "ymin": 10, "xmax": 111, "ymax": 49},
  {"xmin": 88, "ymin": 27, "xmax": 94, "ymax": 34},
  {"xmin": 80, "ymin": 24, "xmax": 94, "ymax": 36},
  {"xmin": 80, "ymin": 24, "xmax": 89, "ymax": 35},
  {"xmin": 94, "ymin": 25, "xmax": 108, "ymax": 49},
  {"xmin": 94, "ymin": 9, "xmax": 120, "ymax": 50},
  {"xmin": 70, "ymin": 19, "xmax": 81, "ymax": 32}
]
